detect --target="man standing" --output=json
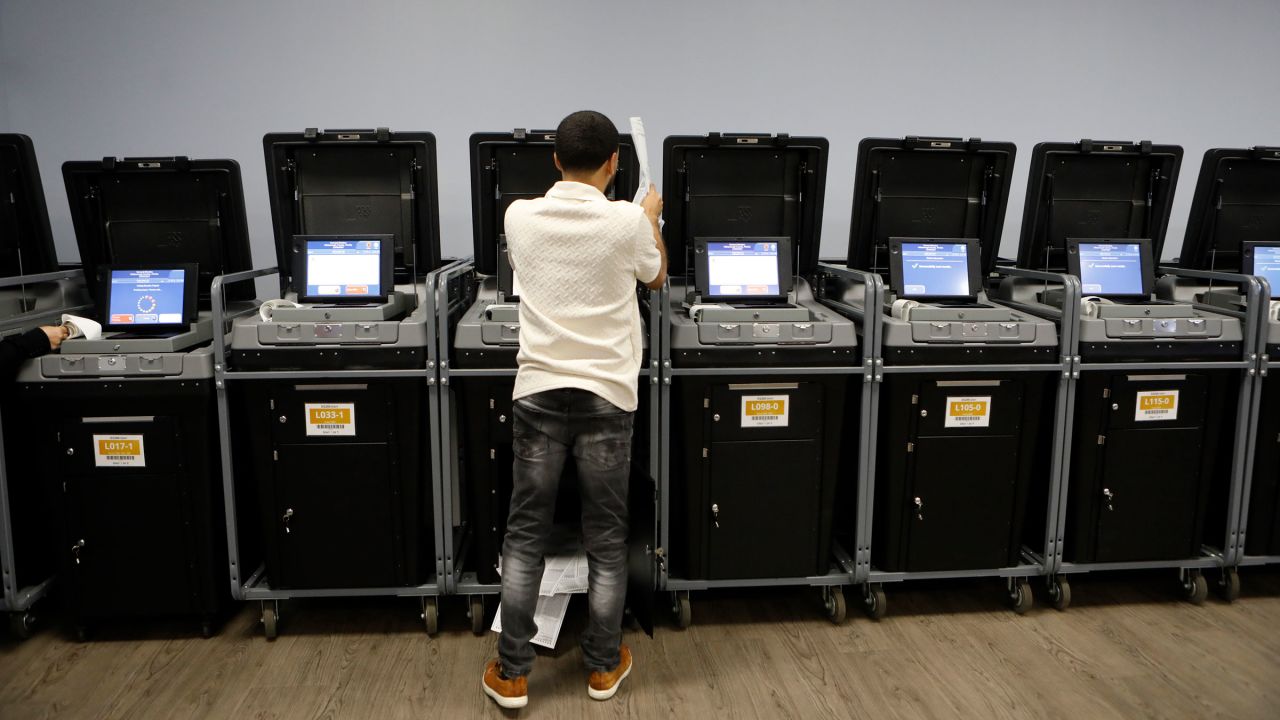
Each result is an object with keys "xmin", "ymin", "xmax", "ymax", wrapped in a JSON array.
[{"xmin": 482, "ymin": 110, "xmax": 666, "ymax": 709}]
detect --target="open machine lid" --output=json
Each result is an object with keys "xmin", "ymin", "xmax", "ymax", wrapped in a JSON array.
[
  {"xmin": 62, "ymin": 155, "xmax": 254, "ymax": 305},
  {"xmin": 663, "ymin": 133, "xmax": 828, "ymax": 278},
  {"xmin": 0, "ymin": 134, "xmax": 59, "ymax": 277},
  {"xmin": 846, "ymin": 136, "xmax": 1015, "ymax": 279},
  {"xmin": 1017, "ymin": 139, "xmax": 1182, "ymax": 273},
  {"xmin": 469, "ymin": 128, "xmax": 640, "ymax": 276},
  {"xmin": 263, "ymin": 128, "xmax": 442, "ymax": 288},
  {"xmin": 1179, "ymin": 146, "xmax": 1280, "ymax": 272}
]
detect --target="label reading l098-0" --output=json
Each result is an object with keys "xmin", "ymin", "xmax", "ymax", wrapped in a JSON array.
[
  {"xmin": 1134, "ymin": 390, "xmax": 1178, "ymax": 422},
  {"xmin": 94, "ymin": 434, "xmax": 145, "ymax": 467},
  {"xmin": 305, "ymin": 402, "xmax": 356, "ymax": 436},
  {"xmin": 741, "ymin": 395, "xmax": 789, "ymax": 428},
  {"xmin": 945, "ymin": 396, "xmax": 992, "ymax": 428}
]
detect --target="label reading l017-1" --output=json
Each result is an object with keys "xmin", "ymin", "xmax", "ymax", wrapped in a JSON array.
[
  {"xmin": 1134, "ymin": 390, "xmax": 1179, "ymax": 422},
  {"xmin": 741, "ymin": 395, "xmax": 789, "ymax": 428},
  {"xmin": 945, "ymin": 396, "xmax": 992, "ymax": 428},
  {"xmin": 94, "ymin": 434, "xmax": 145, "ymax": 467},
  {"xmin": 305, "ymin": 402, "xmax": 356, "ymax": 436}
]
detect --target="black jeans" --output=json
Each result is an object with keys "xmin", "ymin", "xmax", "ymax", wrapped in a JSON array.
[{"xmin": 499, "ymin": 388, "xmax": 634, "ymax": 677}]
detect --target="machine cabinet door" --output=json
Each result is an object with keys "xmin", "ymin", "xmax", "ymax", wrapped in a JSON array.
[
  {"xmin": 626, "ymin": 464, "xmax": 656, "ymax": 636},
  {"xmin": 274, "ymin": 443, "xmax": 399, "ymax": 587},
  {"xmin": 58, "ymin": 416, "xmax": 195, "ymax": 616},
  {"xmin": 1093, "ymin": 374, "xmax": 1209, "ymax": 562},
  {"xmin": 904, "ymin": 380, "xmax": 1026, "ymax": 571}
]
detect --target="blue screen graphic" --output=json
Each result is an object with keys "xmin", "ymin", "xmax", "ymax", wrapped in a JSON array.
[
  {"xmin": 1253, "ymin": 246, "xmax": 1280, "ymax": 299},
  {"xmin": 305, "ymin": 239, "xmax": 383, "ymax": 298},
  {"xmin": 1078, "ymin": 243, "xmax": 1146, "ymax": 296},
  {"xmin": 108, "ymin": 269, "xmax": 187, "ymax": 326},
  {"xmin": 899, "ymin": 243, "xmax": 973, "ymax": 297},
  {"xmin": 706, "ymin": 242, "xmax": 781, "ymax": 297}
]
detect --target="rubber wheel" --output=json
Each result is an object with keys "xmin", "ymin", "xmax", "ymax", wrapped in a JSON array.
[
  {"xmin": 423, "ymin": 598, "xmax": 439, "ymax": 636},
  {"xmin": 824, "ymin": 587, "xmax": 847, "ymax": 624},
  {"xmin": 1010, "ymin": 579, "xmax": 1033, "ymax": 615},
  {"xmin": 262, "ymin": 605, "xmax": 279, "ymax": 641},
  {"xmin": 200, "ymin": 621, "xmax": 214, "ymax": 639},
  {"xmin": 469, "ymin": 596, "xmax": 486, "ymax": 635},
  {"xmin": 1049, "ymin": 576, "xmax": 1072, "ymax": 611},
  {"xmin": 8, "ymin": 612, "xmax": 34, "ymax": 640},
  {"xmin": 863, "ymin": 585, "xmax": 887, "ymax": 620},
  {"xmin": 673, "ymin": 593, "xmax": 692, "ymax": 629},
  {"xmin": 1184, "ymin": 572, "xmax": 1208, "ymax": 605},
  {"xmin": 1217, "ymin": 568, "xmax": 1241, "ymax": 603}
]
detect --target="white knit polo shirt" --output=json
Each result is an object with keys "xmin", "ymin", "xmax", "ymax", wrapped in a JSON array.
[{"xmin": 505, "ymin": 181, "xmax": 662, "ymax": 412}]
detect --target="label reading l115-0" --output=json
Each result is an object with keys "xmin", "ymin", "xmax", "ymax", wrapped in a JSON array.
[
  {"xmin": 741, "ymin": 395, "xmax": 789, "ymax": 428},
  {"xmin": 1134, "ymin": 390, "xmax": 1179, "ymax": 422},
  {"xmin": 945, "ymin": 396, "xmax": 992, "ymax": 428},
  {"xmin": 305, "ymin": 402, "xmax": 356, "ymax": 436},
  {"xmin": 94, "ymin": 434, "xmax": 145, "ymax": 467}
]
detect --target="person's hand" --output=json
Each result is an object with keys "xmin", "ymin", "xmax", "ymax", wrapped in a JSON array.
[
  {"xmin": 41, "ymin": 324, "xmax": 69, "ymax": 350},
  {"xmin": 641, "ymin": 184, "xmax": 663, "ymax": 222}
]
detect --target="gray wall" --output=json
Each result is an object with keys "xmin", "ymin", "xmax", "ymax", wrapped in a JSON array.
[{"xmin": 2, "ymin": 0, "xmax": 1278, "ymax": 266}]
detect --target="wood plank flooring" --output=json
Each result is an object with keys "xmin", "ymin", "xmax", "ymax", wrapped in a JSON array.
[{"xmin": 2, "ymin": 569, "xmax": 1279, "ymax": 719}]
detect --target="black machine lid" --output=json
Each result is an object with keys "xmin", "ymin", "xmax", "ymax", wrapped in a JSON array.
[
  {"xmin": 847, "ymin": 136, "xmax": 1016, "ymax": 279},
  {"xmin": 1017, "ymin": 140, "xmax": 1182, "ymax": 273},
  {"xmin": 263, "ymin": 128, "xmax": 442, "ymax": 288},
  {"xmin": 663, "ymin": 133, "xmax": 828, "ymax": 278},
  {"xmin": 469, "ymin": 129, "xmax": 640, "ymax": 276},
  {"xmin": 62, "ymin": 155, "xmax": 254, "ymax": 305},
  {"xmin": 1179, "ymin": 146, "xmax": 1280, "ymax": 272},
  {"xmin": 0, "ymin": 134, "xmax": 59, "ymax": 277}
]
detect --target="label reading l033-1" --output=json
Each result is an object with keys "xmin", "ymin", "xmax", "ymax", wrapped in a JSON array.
[
  {"xmin": 305, "ymin": 402, "xmax": 356, "ymax": 436},
  {"xmin": 741, "ymin": 395, "xmax": 789, "ymax": 428},
  {"xmin": 945, "ymin": 396, "xmax": 992, "ymax": 428},
  {"xmin": 94, "ymin": 434, "xmax": 145, "ymax": 467},
  {"xmin": 1134, "ymin": 390, "xmax": 1178, "ymax": 422}
]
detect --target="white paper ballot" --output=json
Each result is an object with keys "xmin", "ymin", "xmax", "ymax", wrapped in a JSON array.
[
  {"xmin": 630, "ymin": 116, "xmax": 654, "ymax": 205},
  {"xmin": 492, "ymin": 594, "xmax": 572, "ymax": 649},
  {"xmin": 61, "ymin": 314, "xmax": 102, "ymax": 341}
]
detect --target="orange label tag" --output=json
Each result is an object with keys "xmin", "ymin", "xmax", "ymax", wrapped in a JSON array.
[
  {"xmin": 305, "ymin": 402, "xmax": 356, "ymax": 436},
  {"xmin": 945, "ymin": 396, "xmax": 992, "ymax": 428},
  {"xmin": 93, "ymin": 434, "xmax": 145, "ymax": 467},
  {"xmin": 741, "ymin": 395, "xmax": 789, "ymax": 427},
  {"xmin": 1135, "ymin": 390, "xmax": 1178, "ymax": 421}
]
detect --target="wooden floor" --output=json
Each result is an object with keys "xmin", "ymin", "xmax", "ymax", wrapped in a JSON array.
[{"xmin": 2, "ymin": 570, "xmax": 1279, "ymax": 719}]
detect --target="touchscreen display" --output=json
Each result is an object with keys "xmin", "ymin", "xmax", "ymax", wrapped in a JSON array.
[
  {"xmin": 706, "ymin": 241, "xmax": 781, "ymax": 297},
  {"xmin": 1252, "ymin": 245, "xmax": 1280, "ymax": 299},
  {"xmin": 899, "ymin": 242, "xmax": 973, "ymax": 298},
  {"xmin": 305, "ymin": 239, "xmax": 383, "ymax": 298},
  {"xmin": 107, "ymin": 268, "xmax": 188, "ymax": 325},
  {"xmin": 1078, "ymin": 242, "xmax": 1146, "ymax": 296}
]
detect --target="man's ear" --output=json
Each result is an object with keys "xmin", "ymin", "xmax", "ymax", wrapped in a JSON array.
[
  {"xmin": 553, "ymin": 152, "xmax": 564, "ymax": 173},
  {"xmin": 609, "ymin": 151, "xmax": 619, "ymax": 175}
]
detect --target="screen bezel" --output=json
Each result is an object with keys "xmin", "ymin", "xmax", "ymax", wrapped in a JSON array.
[
  {"xmin": 1242, "ymin": 241, "xmax": 1280, "ymax": 299},
  {"xmin": 693, "ymin": 236, "xmax": 793, "ymax": 302},
  {"xmin": 292, "ymin": 234, "xmax": 395, "ymax": 304},
  {"xmin": 98, "ymin": 263, "xmax": 199, "ymax": 333},
  {"xmin": 1066, "ymin": 238, "xmax": 1155, "ymax": 299},
  {"xmin": 887, "ymin": 237, "xmax": 983, "ymax": 301}
]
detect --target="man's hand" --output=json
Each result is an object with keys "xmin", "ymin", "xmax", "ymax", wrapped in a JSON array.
[
  {"xmin": 640, "ymin": 184, "xmax": 662, "ymax": 222},
  {"xmin": 41, "ymin": 324, "xmax": 69, "ymax": 350}
]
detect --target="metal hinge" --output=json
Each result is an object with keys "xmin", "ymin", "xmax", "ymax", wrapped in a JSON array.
[
  {"xmin": 490, "ymin": 449, "xmax": 496, "ymax": 460},
  {"xmin": 907, "ymin": 442, "xmax": 914, "ymax": 453},
  {"xmin": 1097, "ymin": 435, "xmax": 1106, "ymax": 446},
  {"xmin": 270, "ymin": 399, "xmax": 275, "ymax": 410},
  {"xmin": 1102, "ymin": 388, "xmax": 1111, "ymax": 399},
  {"xmin": 272, "ymin": 450, "xmax": 278, "ymax": 461},
  {"xmin": 702, "ymin": 448, "xmax": 709, "ymax": 458},
  {"xmin": 489, "ymin": 398, "xmax": 495, "ymax": 409},
  {"xmin": 911, "ymin": 394, "xmax": 919, "ymax": 405},
  {"xmin": 703, "ymin": 398, "xmax": 710, "ymax": 408}
]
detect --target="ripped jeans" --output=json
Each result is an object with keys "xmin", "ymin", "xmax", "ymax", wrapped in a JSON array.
[{"xmin": 499, "ymin": 388, "xmax": 633, "ymax": 676}]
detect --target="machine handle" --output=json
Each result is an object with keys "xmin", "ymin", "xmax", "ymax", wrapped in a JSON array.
[
  {"xmin": 1103, "ymin": 488, "xmax": 1114, "ymax": 512},
  {"xmin": 283, "ymin": 508, "xmax": 294, "ymax": 533},
  {"xmin": 914, "ymin": 497, "xmax": 924, "ymax": 521},
  {"xmin": 72, "ymin": 539, "xmax": 86, "ymax": 564},
  {"xmin": 711, "ymin": 503, "xmax": 720, "ymax": 529}
]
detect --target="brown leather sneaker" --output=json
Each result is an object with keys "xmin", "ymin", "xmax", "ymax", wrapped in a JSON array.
[
  {"xmin": 482, "ymin": 660, "xmax": 528, "ymax": 709},
  {"xmin": 587, "ymin": 644, "xmax": 633, "ymax": 700}
]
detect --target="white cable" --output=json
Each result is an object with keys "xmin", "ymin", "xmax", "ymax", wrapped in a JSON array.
[
  {"xmin": 259, "ymin": 298, "xmax": 302, "ymax": 322},
  {"xmin": 688, "ymin": 303, "xmax": 721, "ymax": 321}
]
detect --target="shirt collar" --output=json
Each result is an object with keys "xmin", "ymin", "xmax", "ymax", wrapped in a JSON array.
[{"xmin": 546, "ymin": 180, "xmax": 608, "ymax": 202}]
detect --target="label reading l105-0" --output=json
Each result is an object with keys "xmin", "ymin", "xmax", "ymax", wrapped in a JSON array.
[
  {"xmin": 1134, "ymin": 390, "xmax": 1179, "ymax": 422},
  {"xmin": 741, "ymin": 395, "xmax": 789, "ymax": 428},
  {"xmin": 945, "ymin": 396, "xmax": 992, "ymax": 428},
  {"xmin": 305, "ymin": 402, "xmax": 356, "ymax": 436},
  {"xmin": 94, "ymin": 434, "xmax": 145, "ymax": 467}
]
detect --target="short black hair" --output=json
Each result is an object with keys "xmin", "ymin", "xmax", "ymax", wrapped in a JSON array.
[{"xmin": 555, "ymin": 110, "xmax": 619, "ymax": 172}]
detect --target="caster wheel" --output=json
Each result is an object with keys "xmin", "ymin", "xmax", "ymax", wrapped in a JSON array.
[
  {"xmin": 1183, "ymin": 571, "xmax": 1208, "ymax": 605},
  {"xmin": 823, "ymin": 587, "xmax": 847, "ymax": 624},
  {"xmin": 468, "ymin": 596, "xmax": 486, "ymax": 635},
  {"xmin": 261, "ymin": 605, "xmax": 279, "ymax": 641},
  {"xmin": 863, "ymin": 584, "xmax": 887, "ymax": 620},
  {"xmin": 1009, "ymin": 579, "xmax": 1033, "ymax": 615},
  {"xmin": 9, "ymin": 612, "xmax": 35, "ymax": 640},
  {"xmin": 200, "ymin": 621, "xmax": 214, "ymax": 639},
  {"xmin": 74, "ymin": 626, "xmax": 89, "ymax": 643},
  {"xmin": 1217, "ymin": 568, "xmax": 1240, "ymax": 603},
  {"xmin": 422, "ymin": 598, "xmax": 439, "ymax": 636},
  {"xmin": 672, "ymin": 593, "xmax": 692, "ymax": 629},
  {"xmin": 1048, "ymin": 576, "xmax": 1072, "ymax": 611}
]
